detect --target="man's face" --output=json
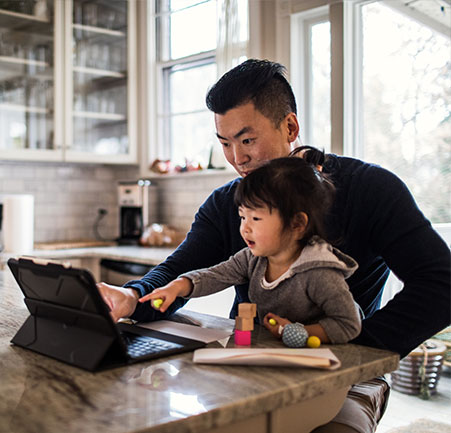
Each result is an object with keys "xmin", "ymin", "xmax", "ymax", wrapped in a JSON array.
[{"xmin": 214, "ymin": 102, "xmax": 299, "ymax": 177}]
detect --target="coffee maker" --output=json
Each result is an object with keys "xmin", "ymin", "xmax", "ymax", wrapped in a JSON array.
[{"xmin": 118, "ymin": 180, "xmax": 153, "ymax": 244}]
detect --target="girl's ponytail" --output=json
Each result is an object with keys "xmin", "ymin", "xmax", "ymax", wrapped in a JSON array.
[{"xmin": 289, "ymin": 145, "xmax": 326, "ymax": 168}]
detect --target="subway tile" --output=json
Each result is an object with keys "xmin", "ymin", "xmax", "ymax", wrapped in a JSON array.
[
  {"xmin": 2, "ymin": 179, "xmax": 26, "ymax": 192},
  {"xmin": 56, "ymin": 166, "xmax": 79, "ymax": 178}
]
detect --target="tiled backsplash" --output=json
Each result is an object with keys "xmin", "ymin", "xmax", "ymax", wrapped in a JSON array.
[
  {"xmin": 0, "ymin": 162, "xmax": 236, "ymax": 243},
  {"xmin": 156, "ymin": 171, "xmax": 236, "ymax": 234},
  {"xmin": 0, "ymin": 161, "xmax": 138, "ymax": 243}
]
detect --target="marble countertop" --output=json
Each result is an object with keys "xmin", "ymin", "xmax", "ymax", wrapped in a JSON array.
[
  {"xmin": 0, "ymin": 244, "xmax": 176, "ymax": 267},
  {"xmin": 0, "ymin": 269, "xmax": 399, "ymax": 433}
]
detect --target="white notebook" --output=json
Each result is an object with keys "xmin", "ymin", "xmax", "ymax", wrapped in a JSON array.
[{"xmin": 193, "ymin": 348, "xmax": 341, "ymax": 370}]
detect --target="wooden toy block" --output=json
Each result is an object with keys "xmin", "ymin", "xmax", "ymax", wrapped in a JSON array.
[
  {"xmin": 234, "ymin": 330, "xmax": 251, "ymax": 346},
  {"xmin": 235, "ymin": 316, "xmax": 254, "ymax": 331},
  {"xmin": 238, "ymin": 303, "xmax": 256, "ymax": 318}
]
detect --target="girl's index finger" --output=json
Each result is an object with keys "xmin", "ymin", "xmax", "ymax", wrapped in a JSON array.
[{"xmin": 139, "ymin": 293, "xmax": 156, "ymax": 303}]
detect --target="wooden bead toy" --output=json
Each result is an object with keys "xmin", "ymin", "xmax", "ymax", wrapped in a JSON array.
[{"xmin": 307, "ymin": 336, "xmax": 321, "ymax": 348}]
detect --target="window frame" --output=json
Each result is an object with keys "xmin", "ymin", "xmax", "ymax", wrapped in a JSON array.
[
  {"xmin": 290, "ymin": 6, "xmax": 329, "ymax": 149},
  {"xmin": 290, "ymin": 0, "xmax": 450, "ymax": 159},
  {"xmin": 156, "ymin": 52, "xmax": 216, "ymax": 161},
  {"xmin": 149, "ymin": 0, "xmax": 217, "ymax": 166}
]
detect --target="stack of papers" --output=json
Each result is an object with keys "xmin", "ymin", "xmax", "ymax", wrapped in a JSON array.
[
  {"xmin": 193, "ymin": 348, "xmax": 341, "ymax": 370},
  {"xmin": 137, "ymin": 320, "xmax": 233, "ymax": 343}
]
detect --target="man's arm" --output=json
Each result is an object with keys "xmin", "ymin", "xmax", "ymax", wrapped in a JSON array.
[
  {"xmin": 122, "ymin": 180, "xmax": 242, "ymax": 322},
  {"xmin": 351, "ymin": 167, "xmax": 450, "ymax": 357}
]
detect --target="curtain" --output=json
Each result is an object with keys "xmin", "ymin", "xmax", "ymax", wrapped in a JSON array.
[{"xmin": 216, "ymin": 0, "xmax": 249, "ymax": 78}]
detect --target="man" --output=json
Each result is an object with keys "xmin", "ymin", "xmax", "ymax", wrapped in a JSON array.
[{"xmin": 98, "ymin": 59, "xmax": 450, "ymax": 432}]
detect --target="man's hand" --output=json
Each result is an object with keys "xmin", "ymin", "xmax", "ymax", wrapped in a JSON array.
[{"xmin": 96, "ymin": 282, "xmax": 140, "ymax": 323}]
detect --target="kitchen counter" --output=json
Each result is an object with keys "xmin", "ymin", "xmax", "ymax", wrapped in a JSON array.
[
  {"xmin": 0, "ymin": 244, "xmax": 176, "ymax": 282},
  {"xmin": 0, "ymin": 268, "xmax": 399, "ymax": 433},
  {"xmin": 0, "ymin": 244, "xmax": 176, "ymax": 266}
]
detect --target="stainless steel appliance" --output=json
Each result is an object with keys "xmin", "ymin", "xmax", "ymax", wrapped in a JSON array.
[
  {"xmin": 118, "ymin": 179, "xmax": 154, "ymax": 244},
  {"xmin": 100, "ymin": 259, "xmax": 153, "ymax": 286}
]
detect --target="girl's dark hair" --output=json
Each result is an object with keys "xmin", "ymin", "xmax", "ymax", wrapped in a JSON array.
[
  {"xmin": 289, "ymin": 145, "xmax": 327, "ymax": 167},
  {"xmin": 234, "ymin": 157, "xmax": 335, "ymax": 243},
  {"xmin": 206, "ymin": 59, "xmax": 297, "ymax": 128}
]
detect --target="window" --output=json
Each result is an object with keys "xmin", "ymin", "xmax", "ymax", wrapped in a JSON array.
[
  {"xmin": 291, "ymin": 8, "xmax": 331, "ymax": 152},
  {"xmin": 291, "ymin": 0, "xmax": 450, "ymax": 224},
  {"xmin": 310, "ymin": 21, "xmax": 331, "ymax": 152},
  {"xmin": 153, "ymin": 0, "xmax": 217, "ymax": 168},
  {"xmin": 359, "ymin": 1, "xmax": 450, "ymax": 223},
  {"xmin": 152, "ymin": 0, "xmax": 248, "ymax": 168}
]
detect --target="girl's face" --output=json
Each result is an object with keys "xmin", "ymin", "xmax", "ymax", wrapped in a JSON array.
[{"xmin": 239, "ymin": 205, "xmax": 300, "ymax": 260}]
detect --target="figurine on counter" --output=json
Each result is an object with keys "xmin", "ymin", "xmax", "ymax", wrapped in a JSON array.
[{"xmin": 139, "ymin": 157, "xmax": 362, "ymax": 347}]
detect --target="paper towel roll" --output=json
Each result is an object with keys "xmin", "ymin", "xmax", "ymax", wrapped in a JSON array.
[{"xmin": 3, "ymin": 194, "xmax": 34, "ymax": 253}]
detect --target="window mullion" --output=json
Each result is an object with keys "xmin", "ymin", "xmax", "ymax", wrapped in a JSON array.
[{"xmin": 330, "ymin": 1, "xmax": 344, "ymax": 155}]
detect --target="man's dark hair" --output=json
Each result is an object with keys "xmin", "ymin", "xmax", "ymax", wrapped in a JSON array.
[
  {"xmin": 206, "ymin": 59, "xmax": 297, "ymax": 127},
  {"xmin": 234, "ymin": 157, "xmax": 335, "ymax": 243}
]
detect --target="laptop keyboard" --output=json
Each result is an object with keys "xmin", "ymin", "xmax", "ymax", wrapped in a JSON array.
[{"xmin": 121, "ymin": 331, "xmax": 183, "ymax": 359}]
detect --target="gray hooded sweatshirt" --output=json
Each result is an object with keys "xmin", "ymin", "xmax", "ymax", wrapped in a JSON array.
[{"xmin": 181, "ymin": 237, "xmax": 361, "ymax": 344}]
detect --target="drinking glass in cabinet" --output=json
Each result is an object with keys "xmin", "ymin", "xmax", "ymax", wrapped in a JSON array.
[
  {"xmin": 82, "ymin": 2, "xmax": 98, "ymax": 27},
  {"xmin": 0, "ymin": 0, "xmax": 55, "ymax": 151},
  {"xmin": 70, "ymin": 0, "xmax": 129, "ymax": 156}
]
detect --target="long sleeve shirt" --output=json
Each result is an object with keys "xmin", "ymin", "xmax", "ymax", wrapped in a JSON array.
[
  {"xmin": 125, "ymin": 155, "xmax": 451, "ymax": 358},
  {"xmin": 181, "ymin": 238, "xmax": 361, "ymax": 344}
]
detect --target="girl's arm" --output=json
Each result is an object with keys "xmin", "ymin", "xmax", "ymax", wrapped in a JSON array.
[
  {"xmin": 305, "ymin": 269, "xmax": 362, "ymax": 344},
  {"xmin": 179, "ymin": 248, "xmax": 252, "ymax": 298},
  {"xmin": 139, "ymin": 277, "xmax": 193, "ymax": 313},
  {"xmin": 263, "ymin": 313, "xmax": 330, "ymax": 343},
  {"xmin": 139, "ymin": 248, "xmax": 253, "ymax": 314}
]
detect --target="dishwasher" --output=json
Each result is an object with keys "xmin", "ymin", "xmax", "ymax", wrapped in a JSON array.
[{"xmin": 100, "ymin": 259, "xmax": 154, "ymax": 286}]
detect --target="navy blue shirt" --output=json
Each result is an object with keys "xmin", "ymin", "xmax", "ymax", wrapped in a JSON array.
[{"xmin": 126, "ymin": 155, "xmax": 450, "ymax": 358}]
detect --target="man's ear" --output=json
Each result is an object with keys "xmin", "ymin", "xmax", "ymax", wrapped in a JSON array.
[
  {"xmin": 292, "ymin": 212, "xmax": 308, "ymax": 239},
  {"xmin": 284, "ymin": 113, "xmax": 300, "ymax": 143}
]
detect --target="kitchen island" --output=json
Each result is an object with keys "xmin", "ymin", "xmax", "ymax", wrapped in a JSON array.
[{"xmin": 0, "ymin": 268, "xmax": 399, "ymax": 433}]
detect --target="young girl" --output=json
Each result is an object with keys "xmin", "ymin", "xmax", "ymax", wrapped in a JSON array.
[{"xmin": 139, "ymin": 157, "xmax": 361, "ymax": 346}]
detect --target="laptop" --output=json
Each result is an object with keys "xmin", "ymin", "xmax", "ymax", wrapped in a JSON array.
[{"xmin": 7, "ymin": 257, "xmax": 205, "ymax": 371}]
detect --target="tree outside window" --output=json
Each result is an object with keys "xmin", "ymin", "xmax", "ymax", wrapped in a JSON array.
[{"xmin": 361, "ymin": 2, "xmax": 450, "ymax": 223}]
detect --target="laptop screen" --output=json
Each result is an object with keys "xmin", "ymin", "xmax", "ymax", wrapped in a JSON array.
[{"xmin": 8, "ymin": 257, "xmax": 205, "ymax": 371}]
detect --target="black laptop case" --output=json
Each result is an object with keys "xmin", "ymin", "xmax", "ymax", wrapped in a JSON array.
[{"xmin": 8, "ymin": 257, "xmax": 205, "ymax": 371}]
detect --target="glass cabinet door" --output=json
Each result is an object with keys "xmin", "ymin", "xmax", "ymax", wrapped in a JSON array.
[
  {"xmin": 67, "ymin": 0, "xmax": 135, "ymax": 161},
  {"xmin": 0, "ymin": 0, "xmax": 58, "ymax": 155}
]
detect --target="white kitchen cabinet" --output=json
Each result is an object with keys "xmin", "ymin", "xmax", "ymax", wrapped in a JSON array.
[{"xmin": 0, "ymin": 0, "xmax": 137, "ymax": 164}]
